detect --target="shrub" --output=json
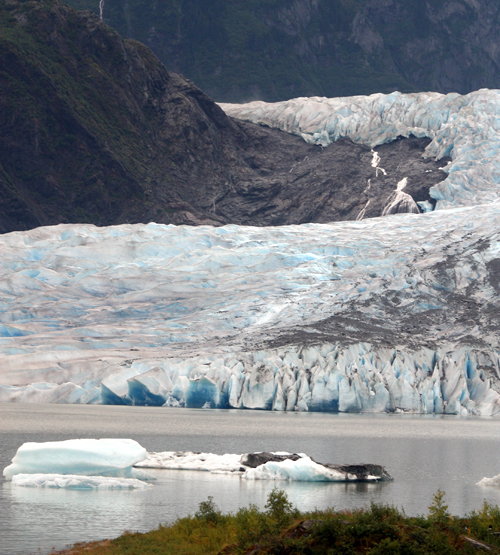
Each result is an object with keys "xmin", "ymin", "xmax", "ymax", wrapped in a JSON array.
[
  {"xmin": 265, "ymin": 487, "xmax": 299, "ymax": 527},
  {"xmin": 234, "ymin": 504, "xmax": 270, "ymax": 547},
  {"xmin": 428, "ymin": 489, "xmax": 451, "ymax": 523},
  {"xmin": 195, "ymin": 496, "xmax": 222, "ymax": 525}
]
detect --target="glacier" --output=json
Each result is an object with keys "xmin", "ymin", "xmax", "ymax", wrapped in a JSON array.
[
  {"xmin": 3, "ymin": 439, "xmax": 148, "ymax": 480},
  {"xmin": 3, "ymin": 444, "xmax": 392, "ymax": 484},
  {"xmin": 0, "ymin": 90, "xmax": 500, "ymax": 415},
  {"xmin": 220, "ymin": 89, "xmax": 500, "ymax": 211}
]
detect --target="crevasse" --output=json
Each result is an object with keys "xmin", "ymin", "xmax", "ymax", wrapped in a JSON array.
[{"xmin": 2, "ymin": 90, "xmax": 500, "ymax": 414}]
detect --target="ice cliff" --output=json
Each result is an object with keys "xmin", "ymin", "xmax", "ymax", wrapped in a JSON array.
[{"xmin": 1, "ymin": 90, "xmax": 500, "ymax": 415}]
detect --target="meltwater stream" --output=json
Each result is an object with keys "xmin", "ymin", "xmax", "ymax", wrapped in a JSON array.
[{"xmin": 3, "ymin": 404, "xmax": 500, "ymax": 555}]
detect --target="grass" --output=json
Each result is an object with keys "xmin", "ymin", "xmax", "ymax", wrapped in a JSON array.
[{"xmin": 52, "ymin": 489, "xmax": 500, "ymax": 555}]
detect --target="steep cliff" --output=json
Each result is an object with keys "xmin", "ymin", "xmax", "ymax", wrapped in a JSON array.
[
  {"xmin": 0, "ymin": 0, "xmax": 446, "ymax": 233},
  {"xmin": 64, "ymin": 0, "xmax": 500, "ymax": 103}
]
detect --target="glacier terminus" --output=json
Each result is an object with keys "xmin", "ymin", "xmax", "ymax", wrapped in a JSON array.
[{"xmin": 1, "ymin": 90, "xmax": 500, "ymax": 416}]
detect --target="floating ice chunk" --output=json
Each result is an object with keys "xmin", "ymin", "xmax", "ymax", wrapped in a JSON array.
[
  {"xmin": 11, "ymin": 473, "xmax": 151, "ymax": 490},
  {"xmin": 136, "ymin": 451, "xmax": 392, "ymax": 481},
  {"xmin": 477, "ymin": 474, "xmax": 500, "ymax": 487},
  {"xmin": 3, "ymin": 439, "xmax": 147, "ymax": 480},
  {"xmin": 136, "ymin": 451, "xmax": 243, "ymax": 472},
  {"xmin": 244, "ymin": 456, "xmax": 352, "ymax": 482}
]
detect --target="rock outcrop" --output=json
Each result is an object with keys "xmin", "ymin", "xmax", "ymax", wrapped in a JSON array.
[
  {"xmin": 0, "ymin": 0, "xmax": 446, "ymax": 233},
  {"xmin": 64, "ymin": 0, "xmax": 500, "ymax": 102}
]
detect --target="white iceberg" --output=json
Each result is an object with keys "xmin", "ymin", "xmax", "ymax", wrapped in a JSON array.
[
  {"xmin": 136, "ymin": 451, "xmax": 243, "ymax": 473},
  {"xmin": 244, "ymin": 456, "xmax": 362, "ymax": 482},
  {"xmin": 477, "ymin": 475, "xmax": 500, "ymax": 487},
  {"xmin": 11, "ymin": 473, "xmax": 151, "ymax": 490},
  {"xmin": 3, "ymin": 439, "xmax": 147, "ymax": 480},
  {"xmin": 137, "ymin": 451, "xmax": 391, "ymax": 481}
]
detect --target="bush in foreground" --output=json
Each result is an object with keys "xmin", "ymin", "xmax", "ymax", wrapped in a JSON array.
[{"xmin": 54, "ymin": 489, "xmax": 500, "ymax": 555}]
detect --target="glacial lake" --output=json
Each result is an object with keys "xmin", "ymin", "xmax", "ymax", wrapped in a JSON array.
[{"xmin": 2, "ymin": 404, "xmax": 500, "ymax": 555}]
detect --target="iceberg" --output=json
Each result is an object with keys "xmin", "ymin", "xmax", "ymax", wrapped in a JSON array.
[
  {"xmin": 136, "ymin": 451, "xmax": 244, "ymax": 473},
  {"xmin": 244, "ymin": 457, "xmax": 355, "ymax": 482},
  {"xmin": 11, "ymin": 473, "xmax": 151, "ymax": 490},
  {"xmin": 3, "ymin": 439, "xmax": 147, "ymax": 480},
  {"xmin": 477, "ymin": 475, "xmax": 500, "ymax": 488},
  {"xmin": 137, "ymin": 450, "xmax": 392, "ymax": 482}
]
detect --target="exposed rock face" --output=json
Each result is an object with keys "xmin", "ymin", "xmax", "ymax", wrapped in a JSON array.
[
  {"xmin": 63, "ymin": 0, "xmax": 500, "ymax": 102},
  {"xmin": 0, "ymin": 0, "xmax": 447, "ymax": 233},
  {"xmin": 324, "ymin": 463, "xmax": 393, "ymax": 482},
  {"xmin": 240, "ymin": 452, "xmax": 302, "ymax": 469},
  {"xmin": 351, "ymin": 0, "xmax": 500, "ymax": 95}
]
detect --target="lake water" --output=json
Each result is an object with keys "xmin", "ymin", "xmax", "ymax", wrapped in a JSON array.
[{"xmin": 2, "ymin": 403, "xmax": 500, "ymax": 554}]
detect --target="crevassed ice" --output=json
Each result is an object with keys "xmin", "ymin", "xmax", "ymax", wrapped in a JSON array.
[
  {"xmin": 220, "ymin": 90, "xmax": 500, "ymax": 210},
  {"xmin": 1, "ymin": 91, "xmax": 500, "ymax": 415},
  {"xmin": 0, "ymin": 204, "xmax": 499, "ymax": 414}
]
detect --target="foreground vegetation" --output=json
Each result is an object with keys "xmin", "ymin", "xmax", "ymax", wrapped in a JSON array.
[{"xmin": 55, "ymin": 489, "xmax": 500, "ymax": 554}]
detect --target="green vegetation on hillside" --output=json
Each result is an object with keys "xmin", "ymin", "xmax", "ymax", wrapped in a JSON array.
[
  {"xmin": 61, "ymin": 0, "xmax": 500, "ymax": 102},
  {"xmin": 57, "ymin": 489, "xmax": 500, "ymax": 555},
  {"xmin": 0, "ymin": 0, "xmax": 250, "ymax": 232},
  {"xmin": 0, "ymin": 0, "xmax": 154, "ymax": 228}
]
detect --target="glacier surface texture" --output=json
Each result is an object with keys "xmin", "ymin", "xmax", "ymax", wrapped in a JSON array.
[{"xmin": 1, "ymin": 90, "xmax": 500, "ymax": 415}]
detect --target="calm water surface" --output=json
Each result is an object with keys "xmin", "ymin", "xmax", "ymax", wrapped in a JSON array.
[{"xmin": 2, "ymin": 403, "xmax": 500, "ymax": 554}]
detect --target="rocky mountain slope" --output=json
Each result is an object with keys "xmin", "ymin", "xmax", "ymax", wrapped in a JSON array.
[
  {"xmin": 63, "ymin": 0, "xmax": 500, "ymax": 103},
  {"xmin": 0, "ymin": 0, "xmax": 446, "ymax": 233}
]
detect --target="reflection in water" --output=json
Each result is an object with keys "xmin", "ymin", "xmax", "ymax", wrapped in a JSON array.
[
  {"xmin": 3, "ymin": 405, "xmax": 500, "ymax": 555},
  {"xmin": 4, "ymin": 468, "xmax": 392, "ymax": 555}
]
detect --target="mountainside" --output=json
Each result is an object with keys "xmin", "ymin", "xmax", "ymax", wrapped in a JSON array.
[
  {"xmin": 62, "ymin": 0, "xmax": 500, "ymax": 103},
  {"xmin": 0, "ymin": 0, "xmax": 446, "ymax": 233}
]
